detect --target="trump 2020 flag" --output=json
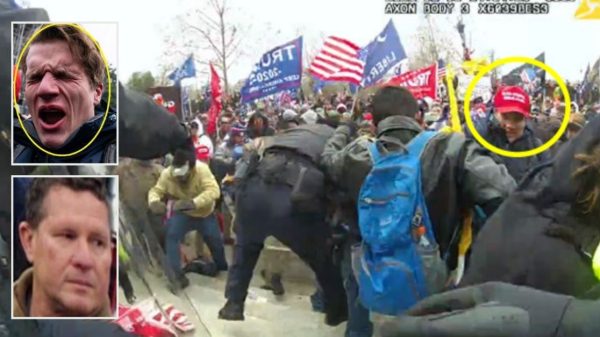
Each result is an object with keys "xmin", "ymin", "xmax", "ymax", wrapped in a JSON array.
[
  {"xmin": 362, "ymin": 19, "xmax": 407, "ymax": 87},
  {"xmin": 241, "ymin": 37, "xmax": 303, "ymax": 103},
  {"xmin": 168, "ymin": 54, "xmax": 196, "ymax": 85}
]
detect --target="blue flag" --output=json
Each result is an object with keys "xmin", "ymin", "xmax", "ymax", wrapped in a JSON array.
[
  {"xmin": 361, "ymin": 20, "xmax": 407, "ymax": 87},
  {"xmin": 349, "ymin": 47, "xmax": 370, "ymax": 94},
  {"xmin": 313, "ymin": 76, "xmax": 326, "ymax": 93},
  {"xmin": 579, "ymin": 64, "xmax": 590, "ymax": 96},
  {"xmin": 168, "ymin": 55, "xmax": 196, "ymax": 85},
  {"xmin": 241, "ymin": 37, "xmax": 303, "ymax": 103},
  {"xmin": 313, "ymin": 76, "xmax": 346, "ymax": 93}
]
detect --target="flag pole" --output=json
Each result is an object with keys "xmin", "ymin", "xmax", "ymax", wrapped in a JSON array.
[
  {"xmin": 188, "ymin": 87, "xmax": 193, "ymax": 119},
  {"xmin": 350, "ymin": 86, "xmax": 362, "ymax": 121},
  {"xmin": 446, "ymin": 65, "xmax": 461, "ymax": 133}
]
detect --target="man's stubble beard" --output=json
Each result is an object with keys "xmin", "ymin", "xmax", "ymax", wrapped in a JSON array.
[{"xmin": 49, "ymin": 292, "xmax": 100, "ymax": 317}]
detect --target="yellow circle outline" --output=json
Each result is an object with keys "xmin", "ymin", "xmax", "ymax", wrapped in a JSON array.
[
  {"xmin": 463, "ymin": 56, "xmax": 570, "ymax": 158},
  {"xmin": 13, "ymin": 23, "xmax": 112, "ymax": 158}
]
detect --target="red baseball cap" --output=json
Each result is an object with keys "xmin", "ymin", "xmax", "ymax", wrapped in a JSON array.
[
  {"xmin": 493, "ymin": 86, "xmax": 531, "ymax": 118},
  {"xmin": 195, "ymin": 145, "xmax": 211, "ymax": 162}
]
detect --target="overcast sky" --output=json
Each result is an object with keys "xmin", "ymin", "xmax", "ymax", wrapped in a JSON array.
[{"xmin": 22, "ymin": 0, "xmax": 600, "ymax": 85}]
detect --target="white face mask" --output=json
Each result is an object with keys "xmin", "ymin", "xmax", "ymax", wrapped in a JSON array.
[{"xmin": 172, "ymin": 164, "xmax": 189, "ymax": 177}]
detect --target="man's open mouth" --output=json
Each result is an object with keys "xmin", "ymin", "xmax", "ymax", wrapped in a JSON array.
[{"xmin": 38, "ymin": 107, "xmax": 66, "ymax": 129}]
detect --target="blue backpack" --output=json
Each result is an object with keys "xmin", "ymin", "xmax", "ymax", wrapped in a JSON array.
[{"xmin": 354, "ymin": 131, "xmax": 447, "ymax": 315}]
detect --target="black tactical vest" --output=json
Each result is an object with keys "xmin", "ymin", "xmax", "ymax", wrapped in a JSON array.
[{"xmin": 265, "ymin": 124, "xmax": 334, "ymax": 163}]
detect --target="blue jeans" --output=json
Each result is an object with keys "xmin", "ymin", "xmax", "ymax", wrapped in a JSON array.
[
  {"xmin": 165, "ymin": 211, "xmax": 228, "ymax": 275},
  {"xmin": 342, "ymin": 243, "xmax": 373, "ymax": 337}
]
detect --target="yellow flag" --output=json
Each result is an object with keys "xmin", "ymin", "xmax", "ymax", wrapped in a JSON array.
[
  {"xmin": 444, "ymin": 66, "xmax": 474, "ymax": 285},
  {"xmin": 459, "ymin": 211, "xmax": 473, "ymax": 257},
  {"xmin": 462, "ymin": 57, "xmax": 490, "ymax": 76},
  {"xmin": 575, "ymin": 0, "xmax": 600, "ymax": 19},
  {"xmin": 593, "ymin": 242, "xmax": 600, "ymax": 281}
]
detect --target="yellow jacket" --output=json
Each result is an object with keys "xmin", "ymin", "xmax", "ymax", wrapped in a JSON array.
[
  {"xmin": 148, "ymin": 162, "xmax": 220, "ymax": 218},
  {"xmin": 593, "ymin": 242, "xmax": 600, "ymax": 281}
]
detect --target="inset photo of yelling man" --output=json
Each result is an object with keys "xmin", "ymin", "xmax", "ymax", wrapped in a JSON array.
[{"xmin": 12, "ymin": 22, "xmax": 117, "ymax": 164}]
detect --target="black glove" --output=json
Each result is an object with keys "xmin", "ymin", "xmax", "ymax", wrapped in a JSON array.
[
  {"xmin": 378, "ymin": 282, "xmax": 573, "ymax": 337},
  {"xmin": 173, "ymin": 199, "xmax": 196, "ymax": 211},
  {"xmin": 149, "ymin": 201, "xmax": 167, "ymax": 215}
]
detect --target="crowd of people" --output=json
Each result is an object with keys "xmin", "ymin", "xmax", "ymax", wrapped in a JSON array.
[
  {"xmin": 3, "ymin": 2, "xmax": 600, "ymax": 337},
  {"xmin": 119, "ymin": 74, "xmax": 600, "ymax": 337}
]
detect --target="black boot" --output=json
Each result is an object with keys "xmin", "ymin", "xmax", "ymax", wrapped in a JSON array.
[
  {"xmin": 177, "ymin": 273, "xmax": 190, "ymax": 290},
  {"xmin": 218, "ymin": 300, "xmax": 245, "ymax": 321},
  {"xmin": 126, "ymin": 294, "xmax": 137, "ymax": 304},
  {"xmin": 324, "ymin": 298, "xmax": 348, "ymax": 327},
  {"xmin": 260, "ymin": 270, "xmax": 285, "ymax": 296}
]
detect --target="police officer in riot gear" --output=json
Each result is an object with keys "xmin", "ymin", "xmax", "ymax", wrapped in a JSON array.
[{"xmin": 218, "ymin": 121, "xmax": 348, "ymax": 326}]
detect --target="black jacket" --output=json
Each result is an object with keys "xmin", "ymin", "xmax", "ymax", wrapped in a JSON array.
[
  {"xmin": 478, "ymin": 123, "xmax": 550, "ymax": 183},
  {"xmin": 13, "ymin": 109, "xmax": 117, "ymax": 164},
  {"xmin": 462, "ymin": 116, "xmax": 600, "ymax": 297},
  {"xmin": 248, "ymin": 113, "xmax": 275, "ymax": 139}
]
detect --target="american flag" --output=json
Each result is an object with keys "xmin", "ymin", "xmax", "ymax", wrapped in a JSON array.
[
  {"xmin": 309, "ymin": 36, "xmax": 365, "ymax": 85},
  {"xmin": 437, "ymin": 59, "xmax": 446, "ymax": 79},
  {"xmin": 520, "ymin": 68, "xmax": 537, "ymax": 92},
  {"xmin": 520, "ymin": 68, "xmax": 533, "ymax": 84}
]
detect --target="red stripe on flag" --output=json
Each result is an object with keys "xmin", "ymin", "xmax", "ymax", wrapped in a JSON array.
[
  {"xmin": 320, "ymin": 51, "xmax": 364, "ymax": 69},
  {"xmin": 328, "ymin": 36, "xmax": 360, "ymax": 51},
  {"xmin": 309, "ymin": 35, "xmax": 364, "ymax": 84},
  {"xmin": 322, "ymin": 41, "xmax": 359, "ymax": 59}
]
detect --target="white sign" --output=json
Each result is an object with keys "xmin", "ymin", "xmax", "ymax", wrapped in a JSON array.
[{"xmin": 457, "ymin": 75, "xmax": 492, "ymax": 102}]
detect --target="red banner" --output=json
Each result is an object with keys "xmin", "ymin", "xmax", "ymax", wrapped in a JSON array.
[
  {"xmin": 386, "ymin": 63, "xmax": 438, "ymax": 100},
  {"xmin": 206, "ymin": 63, "xmax": 222, "ymax": 136}
]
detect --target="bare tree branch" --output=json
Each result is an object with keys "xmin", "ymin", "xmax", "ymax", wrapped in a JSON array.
[
  {"xmin": 224, "ymin": 27, "xmax": 237, "ymax": 50},
  {"xmin": 210, "ymin": 0, "xmax": 222, "ymax": 13},
  {"xmin": 159, "ymin": 0, "xmax": 282, "ymax": 93},
  {"xmin": 195, "ymin": 9, "xmax": 220, "ymax": 31},
  {"xmin": 225, "ymin": 36, "xmax": 242, "ymax": 59},
  {"xmin": 186, "ymin": 25, "xmax": 224, "ymax": 59}
]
